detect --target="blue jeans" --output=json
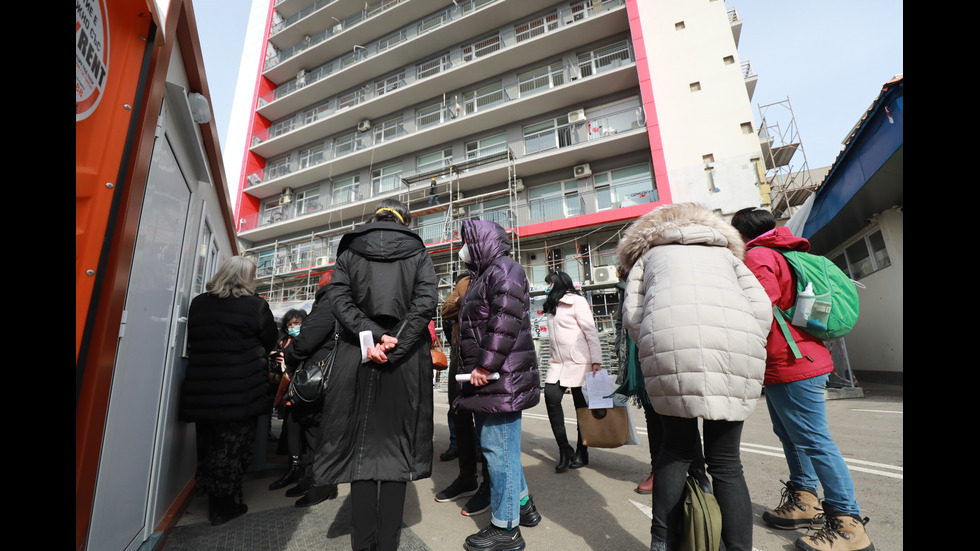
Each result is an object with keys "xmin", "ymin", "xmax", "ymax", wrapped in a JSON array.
[
  {"xmin": 474, "ymin": 411, "xmax": 529, "ymax": 529},
  {"xmin": 765, "ymin": 374, "xmax": 860, "ymax": 515}
]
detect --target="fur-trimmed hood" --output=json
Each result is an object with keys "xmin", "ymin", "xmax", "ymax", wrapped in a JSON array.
[{"xmin": 616, "ymin": 203, "xmax": 746, "ymax": 276}]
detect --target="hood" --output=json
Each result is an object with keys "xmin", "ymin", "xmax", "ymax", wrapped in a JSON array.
[
  {"xmin": 616, "ymin": 203, "xmax": 745, "ymax": 275},
  {"xmin": 746, "ymin": 226, "xmax": 811, "ymax": 253},
  {"xmin": 337, "ymin": 221, "xmax": 425, "ymax": 261},
  {"xmin": 461, "ymin": 220, "xmax": 511, "ymax": 275}
]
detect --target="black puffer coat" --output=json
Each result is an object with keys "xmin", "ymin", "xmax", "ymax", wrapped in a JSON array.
[
  {"xmin": 314, "ymin": 221, "xmax": 438, "ymax": 483},
  {"xmin": 181, "ymin": 293, "xmax": 278, "ymax": 422}
]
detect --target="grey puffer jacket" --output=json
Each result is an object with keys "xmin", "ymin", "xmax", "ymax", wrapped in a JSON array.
[
  {"xmin": 617, "ymin": 203, "xmax": 772, "ymax": 421},
  {"xmin": 454, "ymin": 220, "xmax": 540, "ymax": 414}
]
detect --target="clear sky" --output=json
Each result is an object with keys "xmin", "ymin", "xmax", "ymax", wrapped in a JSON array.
[{"xmin": 192, "ymin": 0, "xmax": 903, "ymax": 173}]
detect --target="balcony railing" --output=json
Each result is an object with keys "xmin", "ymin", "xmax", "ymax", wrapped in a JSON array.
[
  {"xmin": 741, "ymin": 60, "xmax": 755, "ymax": 79},
  {"xmin": 238, "ymin": 199, "xmax": 327, "ymax": 231},
  {"xmin": 524, "ymin": 105, "xmax": 643, "ymax": 156},
  {"xmin": 257, "ymin": 0, "xmax": 624, "ymax": 109},
  {"xmin": 270, "ymin": 0, "xmax": 339, "ymax": 36},
  {"xmin": 265, "ymin": 0, "xmax": 408, "ymax": 69}
]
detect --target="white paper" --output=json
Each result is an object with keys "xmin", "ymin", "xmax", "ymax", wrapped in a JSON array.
[
  {"xmin": 586, "ymin": 369, "xmax": 614, "ymax": 409},
  {"xmin": 359, "ymin": 330, "xmax": 374, "ymax": 363},
  {"xmin": 455, "ymin": 373, "xmax": 500, "ymax": 382}
]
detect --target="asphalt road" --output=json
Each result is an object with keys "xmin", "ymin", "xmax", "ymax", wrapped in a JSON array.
[{"xmin": 169, "ymin": 384, "xmax": 903, "ymax": 551}]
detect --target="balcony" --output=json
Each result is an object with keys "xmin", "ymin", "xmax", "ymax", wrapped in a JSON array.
[
  {"xmin": 261, "ymin": 0, "xmax": 518, "ymax": 85},
  {"xmin": 523, "ymin": 105, "xmax": 645, "ymax": 156},
  {"xmin": 255, "ymin": 0, "xmax": 626, "ymax": 121}
]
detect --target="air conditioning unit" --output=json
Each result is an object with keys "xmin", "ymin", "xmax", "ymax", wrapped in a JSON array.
[
  {"xmin": 358, "ymin": 119, "xmax": 372, "ymax": 132},
  {"xmin": 573, "ymin": 163, "xmax": 592, "ymax": 179},
  {"xmin": 568, "ymin": 108, "xmax": 587, "ymax": 123},
  {"xmin": 279, "ymin": 187, "xmax": 293, "ymax": 205},
  {"xmin": 514, "ymin": 178, "xmax": 524, "ymax": 192},
  {"xmin": 592, "ymin": 265, "xmax": 617, "ymax": 284},
  {"xmin": 315, "ymin": 256, "xmax": 330, "ymax": 267}
]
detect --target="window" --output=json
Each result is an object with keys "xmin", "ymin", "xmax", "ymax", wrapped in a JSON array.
[
  {"xmin": 334, "ymin": 132, "xmax": 361, "ymax": 157},
  {"xmin": 293, "ymin": 187, "xmax": 320, "ymax": 215},
  {"xmin": 462, "ymin": 82, "xmax": 504, "ymax": 114},
  {"xmin": 741, "ymin": 122, "xmax": 754, "ymax": 134},
  {"xmin": 465, "ymin": 133, "xmax": 507, "ymax": 160},
  {"xmin": 723, "ymin": 55, "xmax": 735, "ymax": 65},
  {"xmin": 518, "ymin": 63, "xmax": 564, "ymax": 97},
  {"xmin": 375, "ymin": 72, "xmax": 405, "ymax": 96},
  {"xmin": 468, "ymin": 197, "xmax": 511, "ymax": 227},
  {"xmin": 675, "ymin": 21, "xmax": 686, "ymax": 30},
  {"xmin": 831, "ymin": 229, "xmax": 891, "ymax": 279},
  {"xmin": 416, "ymin": 103, "xmax": 445, "ymax": 129},
  {"xmin": 415, "ymin": 212, "xmax": 445, "ymax": 244},
  {"xmin": 298, "ymin": 143, "xmax": 325, "ymax": 169},
  {"xmin": 269, "ymin": 117, "xmax": 295, "ymax": 138},
  {"xmin": 523, "ymin": 115, "xmax": 572, "ymax": 155},
  {"xmin": 417, "ymin": 148, "xmax": 452, "ymax": 174},
  {"xmin": 462, "ymin": 34, "xmax": 501, "ymax": 62},
  {"xmin": 373, "ymin": 117, "xmax": 403, "ymax": 144},
  {"xmin": 337, "ymin": 88, "xmax": 365, "ymax": 110},
  {"xmin": 266, "ymin": 156, "xmax": 291, "ymax": 179},
  {"xmin": 515, "ymin": 12, "xmax": 558, "ymax": 42},
  {"xmin": 302, "ymin": 101, "xmax": 331, "ymax": 125},
  {"xmin": 528, "ymin": 180, "xmax": 581, "ymax": 222},
  {"xmin": 595, "ymin": 163, "xmax": 656, "ymax": 210},
  {"xmin": 578, "ymin": 41, "xmax": 631, "ymax": 78},
  {"xmin": 331, "ymin": 175, "xmax": 361, "ymax": 205},
  {"xmin": 372, "ymin": 163, "xmax": 402, "ymax": 194},
  {"xmin": 291, "ymin": 240, "xmax": 317, "ymax": 267},
  {"xmin": 690, "ymin": 81, "xmax": 701, "ymax": 92},
  {"xmin": 255, "ymin": 248, "xmax": 275, "ymax": 277},
  {"xmin": 417, "ymin": 54, "xmax": 451, "ymax": 80}
]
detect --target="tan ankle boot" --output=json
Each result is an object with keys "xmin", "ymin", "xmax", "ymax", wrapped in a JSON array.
[
  {"xmin": 763, "ymin": 480, "xmax": 824, "ymax": 529},
  {"xmin": 795, "ymin": 512, "xmax": 875, "ymax": 551}
]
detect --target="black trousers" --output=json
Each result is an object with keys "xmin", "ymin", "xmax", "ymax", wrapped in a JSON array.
[{"xmin": 350, "ymin": 480, "xmax": 407, "ymax": 551}]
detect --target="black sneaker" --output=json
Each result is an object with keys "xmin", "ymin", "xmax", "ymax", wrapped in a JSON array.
[
  {"xmin": 435, "ymin": 475, "xmax": 479, "ymax": 502},
  {"xmin": 519, "ymin": 496, "xmax": 541, "ymax": 527},
  {"xmin": 464, "ymin": 524, "xmax": 525, "ymax": 551},
  {"xmin": 461, "ymin": 481, "xmax": 491, "ymax": 516}
]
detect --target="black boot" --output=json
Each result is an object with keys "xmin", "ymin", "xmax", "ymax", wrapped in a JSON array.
[
  {"xmin": 295, "ymin": 484, "xmax": 338, "ymax": 507},
  {"xmin": 209, "ymin": 495, "xmax": 247, "ymax": 526},
  {"xmin": 268, "ymin": 456, "xmax": 302, "ymax": 490},
  {"xmin": 545, "ymin": 386, "xmax": 574, "ymax": 473},
  {"xmin": 554, "ymin": 444, "xmax": 576, "ymax": 473},
  {"xmin": 570, "ymin": 430, "xmax": 588, "ymax": 469}
]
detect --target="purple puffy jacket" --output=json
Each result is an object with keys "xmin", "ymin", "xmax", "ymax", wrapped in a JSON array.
[{"xmin": 454, "ymin": 220, "xmax": 540, "ymax": 414}]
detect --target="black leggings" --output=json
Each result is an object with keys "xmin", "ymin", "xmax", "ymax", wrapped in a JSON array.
[{"xmin": 350, "ymin": 480, "xmax": 407, "ymax": 551}]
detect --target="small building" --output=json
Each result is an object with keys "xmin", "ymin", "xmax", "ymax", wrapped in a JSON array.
[{"xmin": 792, "ymin": 75, "xmax": 903, "ymax": 386}]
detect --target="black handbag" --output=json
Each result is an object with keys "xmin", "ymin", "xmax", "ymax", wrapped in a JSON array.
[{"xmin": 286, "ymin": 322, "xmax": 339, "ymax": 405}]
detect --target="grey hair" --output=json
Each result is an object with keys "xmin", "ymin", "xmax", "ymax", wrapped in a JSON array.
[{"xmin": 206, "ymin": 256, "xmax": 257, "ymax": 298}]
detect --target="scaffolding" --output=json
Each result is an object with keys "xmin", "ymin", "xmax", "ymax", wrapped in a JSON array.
[{"xmin": 757, "ymin": 97, "xmax": 819, "ymax": 220}]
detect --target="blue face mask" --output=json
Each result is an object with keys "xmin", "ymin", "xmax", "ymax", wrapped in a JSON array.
[
  {"xmin": 287, "ymin": 326, "xmax": 301, "ymax": 337},
  {"xmin": 545, "ymin": 285, "xmax": 553, "ymax": 293}
]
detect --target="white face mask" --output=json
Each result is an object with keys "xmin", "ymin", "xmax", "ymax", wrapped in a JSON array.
[{"xmin": 459, "ymin": 244, "xmax": 472, "ymax": 264}]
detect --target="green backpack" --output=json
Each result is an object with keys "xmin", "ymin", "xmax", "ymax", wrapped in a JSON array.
[
  {"xmin": 760, "ymin": 248, "xmax": 860, "ymax": 357},
  {"xmin": 681, "ymin": 475, "xmax": 722, "ymax": 551}
]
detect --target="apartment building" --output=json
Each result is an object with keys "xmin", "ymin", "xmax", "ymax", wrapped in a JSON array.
[{"xmin": 230, "ymin": 0, "xmax": 766, "ymax": 327}]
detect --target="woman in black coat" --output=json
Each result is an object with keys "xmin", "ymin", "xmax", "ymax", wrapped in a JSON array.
[
  {"xmin": 312, "ymin": 199, "xmax": 438, "ymax": 551},
  {"xmin": 181, "ymin": 256, "xmax": 278, "ymax": 526},
  {"xmin": 280, "ymin": 271, "xmax": 339, "ymax": 506}
]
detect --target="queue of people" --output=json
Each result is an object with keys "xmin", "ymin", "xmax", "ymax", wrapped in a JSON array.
[{"xmin": 180, "ymin": 200, "xmax": 873, "ymax": 551}]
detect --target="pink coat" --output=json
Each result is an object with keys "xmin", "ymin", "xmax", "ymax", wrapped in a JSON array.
[{"xmin": 545, "ymin": 294, "xmax": 602, "ymax": 387}]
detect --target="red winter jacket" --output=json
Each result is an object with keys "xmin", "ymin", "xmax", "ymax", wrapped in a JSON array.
[{"xmin": 744, "ymin": 227, "xmax": 833, "ymax": 386}]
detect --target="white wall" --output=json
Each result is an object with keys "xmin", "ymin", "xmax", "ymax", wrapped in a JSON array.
[
  {"xmin": 837, "ymin": 207, "xmax": 903, "ymax": 380},
  {"xmin": 635, "ymin": 0, "xmax": 765, "ymax": 213}
]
